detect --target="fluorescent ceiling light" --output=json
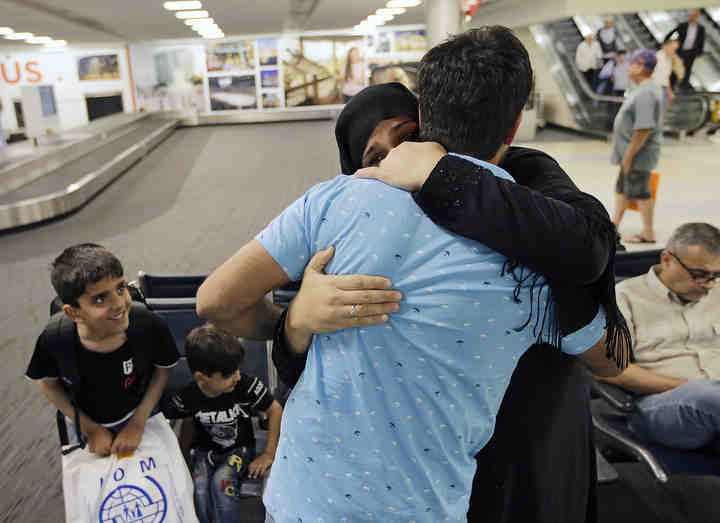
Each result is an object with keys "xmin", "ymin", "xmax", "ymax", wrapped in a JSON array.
[
  {"xmin": 368, "ymin": 14, "xmax": 393, "ymax": 23},
  {"xmin": 175, "ymin": 10, "xmax": 209, "ymax": 19},
  {"xmin": 377, "ymin": 7, "xmax": 406, "ymax": 15},
  {"xmin": 5, "ymin": 32, "xmax": 33, "ymax": 40},
  {"xmin": 202, "ymin": 34, "xmax": 224, "ymax": 39},
  {"xmin": 26, "ymin": 36, "xmax": 53, "ymax": 44},
  {"xmin": 387, "ymin": 0, "xmax": 422, "ymax": 7},
  {"xmin": 163, "ymin": 1, "xmax": 202, "ymax": 10},
  {"xmin": 0, "ymin": 27, "xmax": 14, "ymax": 35},
  {"xmin": 185, "ymin": 17, "xmax": 214, "ymax": 25},
  {"xmin": 45, "ymin": 40, "xmax": 67, "ymax": 47},
  {"xmin": 194, "ymin": 25, "xmax": 219, "ymax": 32}
]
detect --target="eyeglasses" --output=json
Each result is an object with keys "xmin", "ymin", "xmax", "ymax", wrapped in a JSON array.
[{"xmin": 668, "ymin": 251, "xmax": 720, "ymax": 283}]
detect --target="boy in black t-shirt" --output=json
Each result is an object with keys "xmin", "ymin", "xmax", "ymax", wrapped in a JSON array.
[
  {"xmin": 25, "ymin": 243, "xmax": 180, "ymax": 456},
  {"xmin": 162, "ymin": 324, "xmax": 282, "ymax": 523}
]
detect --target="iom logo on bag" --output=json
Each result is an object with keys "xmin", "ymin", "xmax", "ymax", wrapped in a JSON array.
[{"xmin": 98, "ymin": 460, "xmax": 167, "ymax": 522}]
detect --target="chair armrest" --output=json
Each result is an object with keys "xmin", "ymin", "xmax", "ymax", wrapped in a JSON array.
[
  {"xmin": 591, "ymin": 379, "xmax": 635, "ymax": 413},
  {"xmin": 145, "ymin": 297, "xmax": 197, "ymax": 310}
]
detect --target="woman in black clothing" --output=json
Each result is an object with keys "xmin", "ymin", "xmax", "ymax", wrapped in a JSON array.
[{"xmin": 273, "ymin": 83, "xmax": 630, "ymax": 523}]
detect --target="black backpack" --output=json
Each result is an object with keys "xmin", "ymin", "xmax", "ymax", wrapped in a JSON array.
[{"xmin": 46, "ymin": 287, "xmax": 153, "ymax": 454}]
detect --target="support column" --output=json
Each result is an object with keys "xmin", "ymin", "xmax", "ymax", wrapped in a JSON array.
[{"xmin": 425, "ymin": 0, "xmax": 462, "ymax": 48}]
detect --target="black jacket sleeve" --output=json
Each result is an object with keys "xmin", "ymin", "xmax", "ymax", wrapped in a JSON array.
[
  {"xmin": 271, "ymin": 309, "xmax": 307, "ymax": 389},
  {"xmin": 414, "ymin": 148, "xmax": 614, "ymax": 285}
]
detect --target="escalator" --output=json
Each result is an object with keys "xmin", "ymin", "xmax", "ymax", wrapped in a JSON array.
[
  {"xmin": 533, "ymin": 19, "xmax": 618, "ymax": 132},
  {"xmin": 704, "ymin": 8, "xmax": 720, "ymax": 31},
  {"xmin": 630, "ymin": 10, "xmax": 720, "ymax": 92},
  {"xmin": 532, "ymin": 17, "xmax": 711, "ymax": 135},
  {"xmin": 618, "ymin": 14, "xmax": 657, "ymax": 50}
]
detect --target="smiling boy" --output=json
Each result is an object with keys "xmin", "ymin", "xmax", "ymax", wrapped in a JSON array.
[{"xmin": 25, "ymin": 243, "xmax": 180, "ymax": 456}]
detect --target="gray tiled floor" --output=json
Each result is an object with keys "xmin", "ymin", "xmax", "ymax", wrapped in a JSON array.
[{"xmin": 0, "ymin": 121, "xmax": 716, "ymax": 522}]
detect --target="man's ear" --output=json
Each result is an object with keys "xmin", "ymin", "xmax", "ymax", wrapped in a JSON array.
[
  {"xmin": 194, "ymin": 371, "xmax": 208, "ymax": 382},
  {"xmin": 659, "ymin": 250, "xmax": 673, "ymax": 268},
  {"xmin": 62, "ymin": 303, "xmax": 80, "ymax": 323},
  {"xmin": 504, "ymin": 113, "xmax": 523, "ymax": 145}
]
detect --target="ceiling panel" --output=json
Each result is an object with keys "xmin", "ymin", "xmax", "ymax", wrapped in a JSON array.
[
  {"xmin": 0, "ymin": 0, "xmax": 427, "ymax": 48},
  {"xmin": 0, "ymin": 0, "xmax": 122, "ymax": 49}
]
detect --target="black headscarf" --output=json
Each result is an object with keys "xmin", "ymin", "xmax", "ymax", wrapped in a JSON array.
[{"xmin": 335, "ymin": 82, "xmax": 419, "ymax": 174}]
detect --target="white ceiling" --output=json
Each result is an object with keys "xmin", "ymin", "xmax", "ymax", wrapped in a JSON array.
[{"xmin": 0, "ymin": 0, "xmax": 426, "ymax": 48}]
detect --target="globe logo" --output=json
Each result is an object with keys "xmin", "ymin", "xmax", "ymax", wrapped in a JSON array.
[{"xmin": 99, "ymin": 476, "xmax": 167, "ymax": 523}]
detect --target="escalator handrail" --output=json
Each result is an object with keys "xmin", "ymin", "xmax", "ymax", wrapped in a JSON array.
[
  {"xmin": 567, "ymin": 61, "xmax": 624, "ymax": 104},
  {"xmin": 614, "ymin": 15, "xmax": 647, "ymax": 52}
]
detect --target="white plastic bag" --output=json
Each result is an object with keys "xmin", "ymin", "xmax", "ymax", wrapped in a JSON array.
[{"xmin": 61, "ymin": 413, "xmax": 199, "ymax": 523}]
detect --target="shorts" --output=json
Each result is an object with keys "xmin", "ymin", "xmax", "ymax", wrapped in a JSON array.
[{"xmin": 615, "ymin": 168, "xmax": 651, "ymax": 199}]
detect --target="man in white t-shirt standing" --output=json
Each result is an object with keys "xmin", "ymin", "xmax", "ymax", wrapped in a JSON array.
[
  {"xmin": 653, "ymin": 39, "xmax": 679, "ymax": 111},
  {"xmin": 575, "ymin": 33, "xmax": 603, "ymax": 91}
]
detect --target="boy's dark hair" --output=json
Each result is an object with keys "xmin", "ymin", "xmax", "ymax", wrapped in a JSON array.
[
  {"xmin": 186, "ymin": 323, "xmax": 245, "ymax": 377},
  {"xmin": 417, "ymin": 26, "xmax": 533, "ymax": 160},
  {"xmin": 51, "ymin": 243, "xmax": 124, "ymax": 306}
]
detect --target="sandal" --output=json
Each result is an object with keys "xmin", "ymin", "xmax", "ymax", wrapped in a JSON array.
[{"xmin": 625, "ymin": 234, "xmax": 656, "ymax": 244}]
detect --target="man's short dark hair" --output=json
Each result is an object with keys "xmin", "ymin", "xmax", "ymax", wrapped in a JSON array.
[
  {"xmin": 51, "ymin": 243, "xmax": 124, "ymax": 306},
  {"xmin": 186, "ymin": 323, "xmax": 245, "ymax": 377},
  {"xmin": 417, "ymin": 26, "xmax": 533, "ymax": 160}
]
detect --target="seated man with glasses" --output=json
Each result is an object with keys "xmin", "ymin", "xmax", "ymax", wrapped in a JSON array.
[{"xmin": 600, "ymin": 222, "xmax": 720, "ymax": 452}]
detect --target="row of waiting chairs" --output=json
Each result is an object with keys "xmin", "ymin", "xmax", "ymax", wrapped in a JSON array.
[{"xmin": 137, "ymin": 250, "xmax": 720, "ymax": 486}]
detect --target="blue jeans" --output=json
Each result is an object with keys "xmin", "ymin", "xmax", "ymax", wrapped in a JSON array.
[
  {"xmin": 628, "ymin": 380, "xmax": 720, "ymax": 452},
  {"xmin": 190, "ymin": 446, "xmax": 262, "ymax": 523}
]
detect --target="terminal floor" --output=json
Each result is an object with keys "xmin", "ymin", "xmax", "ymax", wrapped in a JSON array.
[{"xmin": 1, "ymin": 122, "xmax": 718, "ymax": 522}]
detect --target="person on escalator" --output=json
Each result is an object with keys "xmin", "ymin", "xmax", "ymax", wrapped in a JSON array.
[
  {"xmin": 596, "ymin": 18, "xmax": 620, "ymax": 66},
  {"xmin": 576, "ymin": 33, "xmax": 603, "ymax": 91},
  {"xmin": 665, "ymin": 8, "xmax": 706, "ymax": 91}
]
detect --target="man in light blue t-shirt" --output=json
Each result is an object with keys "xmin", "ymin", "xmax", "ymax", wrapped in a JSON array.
[{"xmin": 198, "ymin": 28, "xmax": 612, "ymax": 522}]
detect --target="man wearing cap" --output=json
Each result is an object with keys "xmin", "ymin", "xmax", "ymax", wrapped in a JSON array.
[{"xmin": 611, "ymin": 49, "xmax": 664, "ymax": 245}]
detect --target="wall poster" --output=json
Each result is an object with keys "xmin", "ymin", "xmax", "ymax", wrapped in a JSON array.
[
  {"xmin": 206, "ymin": 41, "xmax": 256, "ymax": 73},
  {"xmin": 282, "ymin": 35, "xmax": 365, "ymax": 107},
  {"xmin": 208, "ymin": 75, "xmax": 257, "ymax": 110},
  {"xmin": 78, "ymin": 54, "xmax": 121, "ymax": 81}
]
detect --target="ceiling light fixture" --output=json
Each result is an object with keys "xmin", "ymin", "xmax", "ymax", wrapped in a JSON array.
[
  {"xmin": 163, "ymin": 1, "xmax": 202, "ymax": 10},
  {"xmin": 386, "ymin": 0, "xmax": 422, "ymax": 7},
  {"xmin": 175, "ymin": 10, "xmax": 209, "ymax": 19},
  {"xmin": 0, "ymin": 27, "xmax": 14, "ymax": 35},
  {"xmin": 185, "ymin": 17, "xmax": 215, "ymax": 25},
  {"xmin": 5, "ymin": 32, "xmax": 33, "ymax": 40},
  {"xmin": 45, "ymin": 40, "xmax": 68, "ymax": 47},
  {"xmin": 368, "ymin": 14, "xmax": 393, "ymax": 23},
  {"xmin": 377, "ymin": 7, "xmax": 406, "ymax": 15},
  {"xmin": 26, "ymin": 36, "xmax": 53, "ymax": 44}
]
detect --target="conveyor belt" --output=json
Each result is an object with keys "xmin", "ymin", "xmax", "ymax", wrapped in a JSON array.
[
  {"xmin": 0, "ymin": 119, "xmax": 176, "ymax": 230},
  {"xmin": 0, "ymin": 121, "xmax": 165, "ymax": 205}
]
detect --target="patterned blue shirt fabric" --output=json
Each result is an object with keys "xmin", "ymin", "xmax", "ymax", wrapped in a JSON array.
[{"xmin": 256, "ymin": 154, "xmax": 605, "ymax": 522}]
